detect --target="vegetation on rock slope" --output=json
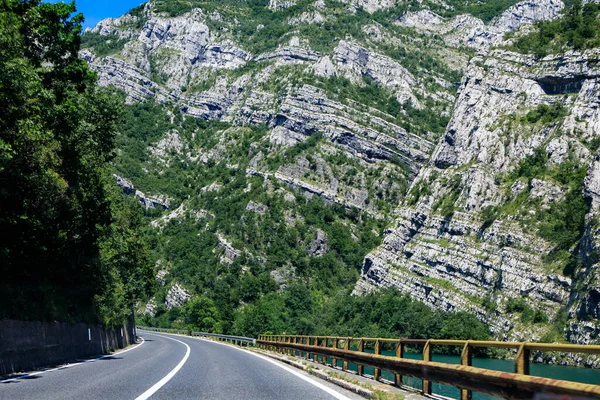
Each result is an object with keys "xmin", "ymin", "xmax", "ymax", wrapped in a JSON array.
[
  {"xmin": 80, "ymin": 0, "xmax": 600, "ymax": 343},
  {"xmin": 511, "ymin": 0, "xmax": 600, "ymax": 57},
  {"xmin": 112, "ymin": 98, "xmax": 490, "ymax": 340}
]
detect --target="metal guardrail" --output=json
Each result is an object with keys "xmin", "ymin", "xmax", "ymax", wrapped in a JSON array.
[
  {"xmin": 137, "ymin": 326, "xmax": 189, "ymax": 335},
  {"xmin": 192, "ymin": 332, "xmax": 255, "ymax": 346},
  {"xmin": 136, "ymin": 326, "xmax": 255, "ymax": 346},
  {"xmin": 258, "ymin": 335, "xmax": 600, "ymax": 400}
]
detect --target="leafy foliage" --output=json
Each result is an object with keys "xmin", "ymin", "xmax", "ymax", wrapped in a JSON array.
[
  {"xmin": 537, "ymin": 162, "xmax": 587, "ymax": 257},
  {"xmin": 232, "ymin": 288, "xmax": 491, "ymax": 347},
  {"xmin": 505, "ymin": 297, "xmax": 548, "ymax": 324},
  {"xmin": 81, "ymin": 32, "xmax": 129, "ymax": 57},
  {"xmin": 511, "ymin": 1, "xmax": 600, "ymax": 57},
  {"xmin": 525, "ymin": 103, "xmax": 568, "ymax": 124},
  {"xmin": 0, "ymin": 0, "xmax": 153, "ymax": 325}
]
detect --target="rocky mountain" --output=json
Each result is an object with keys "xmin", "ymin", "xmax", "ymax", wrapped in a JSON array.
[
  {"xmin": 81, "ymin": 0, "xmax": 600, "ymax": 351},
  {"xmin": 355, "ymin": 47, "xmax": 600, "ymax": 345}
]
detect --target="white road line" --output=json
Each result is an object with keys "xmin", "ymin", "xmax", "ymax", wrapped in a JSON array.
[
  {"xmin": 195, "ymin": 337, "xmax": 353, "ymax": 400},
  {"xmin": 0, "ymin": 337, "xmax": 146, "ymax": 384},
  {"xmin": 134, "ymin": 333, "xmax": 191, "ymax": 400}
]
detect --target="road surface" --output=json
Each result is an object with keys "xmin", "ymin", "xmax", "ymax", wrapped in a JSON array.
[{"xmin": 0, "ymin": 331, "xmax": 362, "ymax": 400}]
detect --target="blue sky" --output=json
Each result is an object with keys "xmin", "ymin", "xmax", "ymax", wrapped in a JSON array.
[{"xmin": 48, "ymin": 1, "xmax": 147, "ymax": 29}]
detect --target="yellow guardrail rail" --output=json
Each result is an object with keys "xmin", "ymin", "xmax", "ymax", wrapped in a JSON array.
[{"xmin": 257, "ymin": 335, "xmax": 600, "ymax": 400}]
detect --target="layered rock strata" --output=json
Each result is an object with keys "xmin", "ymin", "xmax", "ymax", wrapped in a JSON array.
[{"xmin": 355, "ymin": 48, "xmax": 600, "ymax": 342}]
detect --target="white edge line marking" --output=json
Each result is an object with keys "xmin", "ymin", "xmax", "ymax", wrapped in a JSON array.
[
  {"xmin": 194, "ymin": 337, "xmax": 352, "ymax": 400},
  {"xmin": 0, "ymin": 337, "xmax": 146, "ymax": 383},
  {"xmin": 134, "ymin": 333, "xmax": 191, "ymax": 400}
]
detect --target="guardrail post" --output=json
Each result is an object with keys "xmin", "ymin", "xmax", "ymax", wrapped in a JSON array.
[
  {"xmin": 461, "ymin": 341, "xmax": 472, "ymax": 400},
  {"xmin": 332, "ymin": 338, "xmax": 338, "ymax": 368},
  {"xmin": 423, "ymin": 340, "xmax": 432, "ymax": 395},
  {"xmin": 313, "ymin": 336, "xmax": 321, "ymax": 363},
  {"xmin": 302, "ymin": 337, "xmax": 306, "ymax": 359},
  {"xmin": 515, "ymin": 344, "xmax": 530, "ymax": 375},
  {"xmin": 357, "ymin": 339, "xmax": 365, "ymax": 376},
  {"xmin": 374, "ymin": 339, "xmax": 381, "ymax": 381},
  {"xmin": 342, "ymin": 338, "xmax": 350, "ymax": 371},
  {"xmin": 395, "ymin": 340, "xmax": 404, "ymax": 386},
  {"xmin": 304, "ymin": 337, "xmax": 309, "ymax": 360},
  {"xmin": 318, "ymin": 337, "xmax": 324, "ymax": 364}
]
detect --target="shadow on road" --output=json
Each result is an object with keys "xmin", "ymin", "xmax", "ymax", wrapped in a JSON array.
[
  {"xmin": 1, "ymin": 375, "xmax": 41, "ymax": 384},
  {"xmin": 1, "ymin": 354, "xmax": 126, "ymax": 383}
]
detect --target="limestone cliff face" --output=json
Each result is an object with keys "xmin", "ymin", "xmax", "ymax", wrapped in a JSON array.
[
  {"xmin": 83, "ymin": 1, "xmax": 447, "ymax": 215},
  {"xmin": 82, "ymin": 0, "xmax": 600, "ymax": 344},
  {"xmin": 355, "ymin": 48, "xmax": 600, "ymax": 344},
  {"xmin": 397, "ymin": 0, "xmax": 564, "ymax": 51}
]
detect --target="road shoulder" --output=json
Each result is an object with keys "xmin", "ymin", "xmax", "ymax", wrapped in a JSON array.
[{"xmin": 249, "ymin": 347, "xmax": 427, "ymax": 400}]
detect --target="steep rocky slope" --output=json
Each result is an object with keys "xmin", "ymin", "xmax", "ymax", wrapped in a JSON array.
[
  {"xmin": 355, "ymin": 48, "xmax": 600, "ymax": 344},
  {"xmin": 81, "ymin": 0, "xmax": 600, "ymax": 347}
]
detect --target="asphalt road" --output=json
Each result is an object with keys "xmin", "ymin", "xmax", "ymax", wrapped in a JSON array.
[{"xmin": 0, "ymin": 331, "xmax": 362, "ymax": 400}]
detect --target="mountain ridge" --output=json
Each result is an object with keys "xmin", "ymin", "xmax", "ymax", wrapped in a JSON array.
[{"xmin": 81, "ymin": 0, "xmax": 600, "ymax": 365}]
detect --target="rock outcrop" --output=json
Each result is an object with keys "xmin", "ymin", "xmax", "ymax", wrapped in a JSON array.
[
  {"xmin": 165, "ymin": 283, "xmax": 191, "ymax": 310},
  {"xmin": 351, "ymin": 0, "xmax": 396, "ymax": 13},
  {"xmin": 397, "ymin": 0, "xmax": 564, "ymax": 51},
  {"xmin": 307, "ymin": 229, "xmax": 329, "ymax": 256},
  {"xmin": 149, "ymin": 130, "xmax": 184, "ymax": 161},
  {"xmin": 115, "ymin": 174, "xmax": 172, "ymax": 209},
  {"xmin": 217, "ymin": 233, "xmax": 242, "ymax": 264},
  {"xmin": 333, "ymin": 41, "xmax": 419, "ymax": 106},
  {"xmin": 355, "ymin": 47, "xmax": 600, "ymax": 342},
  {"xmin": 269, "ymin": 0, "xmax": 296, "ymax": 10},
  {"xmin": 143, "ymin": 299, "xmax": 157, "ymax": 316}
]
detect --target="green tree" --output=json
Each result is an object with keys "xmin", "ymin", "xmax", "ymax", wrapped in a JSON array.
[
  {"xmin": 0, "ymin": 0, "xmax": 152, "ymax": 325},
  {"xmin": 181, "ymin": 296, "xmax": 220, "ymax": 332},
  {"xmin": 96, "ymin": 189, "xmax": 155, "ymax": 326}
]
